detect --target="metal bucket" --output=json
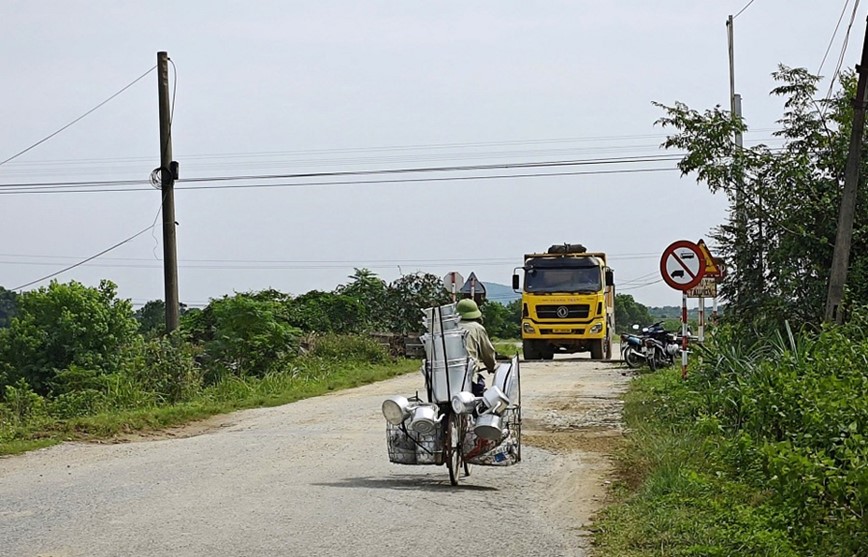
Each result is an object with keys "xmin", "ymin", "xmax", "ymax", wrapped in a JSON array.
[
  {"xmin": 421, "ymin": 330, "xmax": 468, "ymax": 363},
  {"xmin": 427, "ymin": 358, "xmax": 473, "ymax": 403},
  {"xmin": 421, "ymin": 314, "xmax": 461, "ymax": 333},
  {"xmin": 422, "ymin": 303, "xmax": 458, "ymax": 322}
]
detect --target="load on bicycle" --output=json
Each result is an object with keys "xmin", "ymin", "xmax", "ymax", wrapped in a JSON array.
[{"xmin": 381, "ymin": 300, "xmax": 521, "ymax": 485}]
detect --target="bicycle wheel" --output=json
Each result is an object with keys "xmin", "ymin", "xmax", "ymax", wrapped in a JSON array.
[
  {"xmin": 459, "ymin": 415, "xmax": 471, "ymax": 477},
  {"xmin": 446, "ymin": 413, "xmax": 460, "ymax": 486}
]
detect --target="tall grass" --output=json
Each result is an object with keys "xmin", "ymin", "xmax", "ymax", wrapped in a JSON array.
[
  {"xmin": 595, "ymin": 318, "xmax": 868, "ymax": 556},
  {"xmin": 0, "ymin": 334, "xmax": 418, "ymax": 456}
]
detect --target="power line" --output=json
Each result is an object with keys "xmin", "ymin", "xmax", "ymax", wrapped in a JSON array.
[
  {"xmin": 10, "ymin": 195, "xmax": 166, "ymax": 291},
  {"xmin": 10, "ymin": 225, "xmax": 155, "ymax": 290},
  {"xmin": 0, "ymin": 153, "xmax": 684, "ymax": 191},
  {"xmin": 824, "ymin": 0, "xmax": 862, "ymax": 105},
  {"xmin": 819, "ymin": 0, "xmax": 852, "ymax": 75},
  {"xmin": 0, "ymin": 65, "xmax": 157, "ymax": 167},
  {"xmin": 0, "ymin": 165, "xmax": 681, "ymax": 196},
  {"xmin": 732, "ymin": 0, "xmax": 757, "ymax": 19}
]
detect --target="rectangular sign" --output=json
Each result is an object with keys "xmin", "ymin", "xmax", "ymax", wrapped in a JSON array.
[{"xmin": 686, "ymin": 277, "xmax": 717, "ymax": 298}]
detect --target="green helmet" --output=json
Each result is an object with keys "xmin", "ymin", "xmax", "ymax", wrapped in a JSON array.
[{"xmin": 456, "ymin": 298, "xmax": 482, "ymax": 320}]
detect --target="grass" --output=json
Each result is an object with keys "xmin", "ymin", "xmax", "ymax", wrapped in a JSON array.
[
  {"xmin": 493, "ymin": 338, "xmax": 521, "ymax": 357},
  {"xmin": 592, "ymin": 367, "xmax": 800, "ymax": 556},
  {"xmin": 0, "ymin": 358, "xmax": 419, "ymax": 457}
]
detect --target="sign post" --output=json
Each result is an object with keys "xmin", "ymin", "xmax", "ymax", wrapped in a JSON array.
[
  {"xmin": 443, "ymin": 272, "xmax": 464, "ymax": 303},
  {"xmin": 660, "ymin": 240, "xmax": 706, "ymax": 379}
]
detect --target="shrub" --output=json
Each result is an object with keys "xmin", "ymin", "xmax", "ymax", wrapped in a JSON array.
[
  {"xmin": 305, "ymin": 334, "xmax": 390, "ymax": 364},
  {"xmin": 0, "ymin": 280, "xmax": 139, "ymax": 395}
]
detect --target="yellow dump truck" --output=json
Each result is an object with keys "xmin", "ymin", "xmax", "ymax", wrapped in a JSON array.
[{"xmin": 512, "ymin": 244, "xmax": 614, "ymax": 360}]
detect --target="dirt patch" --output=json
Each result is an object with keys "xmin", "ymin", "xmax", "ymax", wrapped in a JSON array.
[
  {"xmin": 103, "ymin": 415, "xmax": 235, "ymax": 444},
  {"xmin": 524, "ymin": 429, "xmax": 623, "ymax": 455}
]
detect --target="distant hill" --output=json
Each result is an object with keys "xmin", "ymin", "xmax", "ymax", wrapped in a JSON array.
[
  {"xmin": 648, "ymin": 305, "xmax": 726, "ymax": 319},
  {"xmin": 482, "ymin": 282, "xmax": 521, "ymax": 304}
]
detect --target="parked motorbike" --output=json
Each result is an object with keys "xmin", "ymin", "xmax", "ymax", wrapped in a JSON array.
[
  {"xmin": 620, "ymin": 328, "xmax": 646, "ymax": 368},
  {"xmin": 640, "ymin": 322, "xmax": 681, "ymax": 371}
]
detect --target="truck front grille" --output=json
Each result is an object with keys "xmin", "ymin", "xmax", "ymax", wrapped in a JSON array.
[{"xmin": 535, "ymin": 304, "xmax": 590, "ymax": 319}]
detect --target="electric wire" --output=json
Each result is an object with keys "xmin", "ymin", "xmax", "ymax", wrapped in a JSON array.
[
  {"xmin": 0, "ymin": 65, "xmax": 157, "ymax": 167},
  {"xmin": 823, "ymin": 0, "xmax": 861, "ymax": 106},
  {"xmin": 0, "ymin": 165, "xmax": 680, "ymax": 196},
  {"xmin": 732, "ymin": 0, "xmax": 757, "ymax": 19},
  {"xmin": 0, "ymin": 153, "xmax": 684, "ymax": 191},
  {"xmin": 10, "ymin": 194, "xmax": 166, "ymax": 291},
  {"xmin": 818, "ymin": 0, "xmax": 852, "ymax": 76}
]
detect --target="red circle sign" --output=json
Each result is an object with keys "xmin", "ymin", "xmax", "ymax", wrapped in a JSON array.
[{"xmin": 660, "ymin": 240, "xmax": 705, "ymax": 291}]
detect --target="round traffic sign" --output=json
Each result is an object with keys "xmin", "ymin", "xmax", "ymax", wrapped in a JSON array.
[
  {"xmin": 442, "ymin": 271, "xmax": 464, "ymax": 293},
  {"xmin": 660, "ymin": 240, "xmax": 705, "ymax": 291}
]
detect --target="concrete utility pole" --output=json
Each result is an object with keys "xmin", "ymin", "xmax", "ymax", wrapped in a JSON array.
[
  {"xmin": 727, "ymin": 16, "xmax": 746, "ymax": 234},
  {"xmin": 825, "ymin": 18, "xmax": 868, "ymax": 324},
  {"xmin": 157, "ymin": 51, "xmax": 180, "ymax": 332}
]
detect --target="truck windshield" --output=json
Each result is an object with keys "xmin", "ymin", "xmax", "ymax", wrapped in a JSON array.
[{"xmin": 525, "ymin": 267, "xmax": 601, "ymax": 293}]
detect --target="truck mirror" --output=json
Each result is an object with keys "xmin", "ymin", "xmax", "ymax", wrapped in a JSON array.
[
  {"xmin": 605, "ymin": 269, "xmax": 614, "ymax": 287},
  {"xmin": 512, "ymin": 274, "xmax": 520, "ymax": 291}
]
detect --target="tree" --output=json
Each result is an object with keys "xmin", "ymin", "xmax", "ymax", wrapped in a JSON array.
[
  {"xmin": 655, "ymin": 66, "xmax": 868, "ymax": 325},
  {"xmin": 614, "ymin": 294, "xmax": 653, "ymax": 333},
  {"xmin": 286, "ymin": 290, "xmax": 366, "ymax": 333},
  {"xmin": 386, "ymin": 272, "xmax": 451, "ymax": 334},
  {"xmin": 186, "ymin": 293, "xmax": 301, "ymax": 378},
  {"xmin": 0, "ymin": 286, "xmax": 17, "ymax": 328},
  {"xmin": 334, "ymin": 268, "xmax": 389, "ymax": 330},
  {"xmin": 135, "ymin": 300, "xmax": 166, "ymax": 337},
  {"xmin": 0, "ymin": 280, "xmax": 139, "ymax": 395},
  {"xmin": 482, "ymin": 298, "xmax": 521, "ymax": 339}
]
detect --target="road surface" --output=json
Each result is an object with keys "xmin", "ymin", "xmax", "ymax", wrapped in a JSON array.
[{"xmin": 0, "ymin": 356, "xmax": 629, "ymax": 557}]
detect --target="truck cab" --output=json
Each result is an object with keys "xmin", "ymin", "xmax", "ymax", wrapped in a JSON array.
[{"xmin": 512, "ymin": 244, "xmax": 614, "ymax": 360}]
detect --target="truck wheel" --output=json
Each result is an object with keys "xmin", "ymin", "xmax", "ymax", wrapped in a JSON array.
[
  {"xmin": 590, "ymin": 339, "xmax": 605, "ymax": 360},
  {"xmin": 522, "ymin": 340, "xmax": 540, "ymax": 360}
]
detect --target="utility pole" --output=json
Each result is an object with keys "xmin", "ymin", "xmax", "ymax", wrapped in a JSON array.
[
  {"xmin": 727, "ymin": 16, "xmax": 746, "ymax": 234},
  {"xmin": 825, "ymin": 18, "xmax": 868, "ymax": 324},
  {"xmin": 157, "ymin": 51, "xmax": 180, "ymax": 333}
]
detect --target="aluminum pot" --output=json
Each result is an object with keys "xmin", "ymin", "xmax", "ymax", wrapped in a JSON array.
[
  {"xmin": 409, "ymin": 404, "xmax": 443, "ymax": 434},
  {"xmin": 451, "ymin": 391, "xmax": 481, "ymax": 415},
  {"xmin": 381, "ymin": 395, "xmax": 413, "ymax": 425},
  {"xmin": 474, "ymin": 413, "xmax": 505, "ymax": 441},
  {"xmin": 482, "ymin": 386, "xmax": 510, "ymax": 415}
]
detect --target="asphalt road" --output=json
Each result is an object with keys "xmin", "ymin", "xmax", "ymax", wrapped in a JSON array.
[{"xmin": 0, "ymin": 357, "xmax": 629, "ymax": 557}]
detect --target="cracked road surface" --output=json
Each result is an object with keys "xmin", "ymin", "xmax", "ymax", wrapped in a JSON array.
[{"xmin": 0, "ymin": 357, "xmax": 629, "ymax": 557}]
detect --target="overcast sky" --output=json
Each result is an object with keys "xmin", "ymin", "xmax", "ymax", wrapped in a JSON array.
[{"xmin": 0, "ymin": 1, "xmax": 861, "ymax": 308}]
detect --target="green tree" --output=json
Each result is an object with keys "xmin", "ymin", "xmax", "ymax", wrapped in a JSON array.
[
  {"xmin": 655, "ymin": 66, "xmax": 868, "ymax": 325},
  {"xmin": 134, "ymin": 299, "xmax": 166, "ymax": 337},
  {"xmin": 286, "ymin": 290, "xmax": 366, "ymax": 333},
  {"xmin": 334, "ymin": 268, "xmax": 389, "ymax": 330},
  {"xmin": 189, "ymin": 293, "xmax": 301, "ymax": 378},
  {"xmin": 614, "ymin": 293, "xmax": 653, "ymax": 333},
  {"xmin": 482, "ymin": 299, "xmax": 521, "ymax": 339},
  {"xmin": 386, "ymin": 272, "xmax": 451, "ymax": 333},
  {"xmin": 0, "ymin": 286, "xmax": 17, "ymax": 328},
  {"xmin": 0, "ymin": 280, "xmax": 139, "ymax": 395}
]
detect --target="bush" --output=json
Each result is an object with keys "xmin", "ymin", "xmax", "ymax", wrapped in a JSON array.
[
  {"xmin": 0, "ymin": 280, "xmax": 139, "ymax": 395},
  {"xmin": 305, "ymin": 334, "xmax": 390, "ymax": 364},
  {"xmin": 686, "ymin": 320, "xmax": 868, "ymax": 553},
  {"xmin": 121, "ymin": 333, "xmax": 203, "ymax": 404}
]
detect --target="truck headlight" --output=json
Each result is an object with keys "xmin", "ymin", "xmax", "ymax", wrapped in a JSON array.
[
  {"xmin": 590, "ymin": 322, "xmax": 603, "ymax": 334},
  {"xmin": 522, "ymin": 323, "xmax": 536, "ymax": 334}
]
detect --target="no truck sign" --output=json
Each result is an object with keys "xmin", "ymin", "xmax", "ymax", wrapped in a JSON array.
[{"xmin": 660, "ymin": 240, "xmax": 705, "ymax": 291}]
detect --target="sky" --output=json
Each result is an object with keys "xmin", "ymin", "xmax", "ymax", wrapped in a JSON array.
[{"xmin": 0, "ymin": 1, "xmax": 862, "ymax": 308}]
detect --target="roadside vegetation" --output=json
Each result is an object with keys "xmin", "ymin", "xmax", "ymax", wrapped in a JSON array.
[
  {"xmin": 0, "ymin": 270, "xmax": 447, "ymax": 456},
  {"xmin": 594, "ymin": 67, "xmax": 868, "ymax": 555},
  {"xmin": 595, "ymin": 317, "xmax": 868, "ymax": 556}
]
